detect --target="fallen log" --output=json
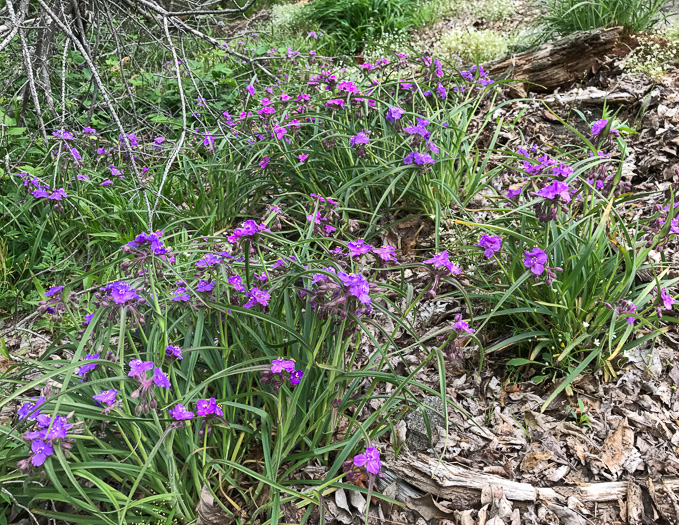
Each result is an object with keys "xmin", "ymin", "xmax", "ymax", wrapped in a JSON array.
[
  {"xmin": 485, "ymin": 27, "xmax": 624, "ymax": 93},
  {"xmin": 387, "ymin": 453, "xmax": 679, "ymax": 507}
]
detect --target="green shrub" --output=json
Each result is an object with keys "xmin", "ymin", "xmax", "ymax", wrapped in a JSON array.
[
  {"xmin": 301, "ymin": 0, "xmax": 422, "ymax": 54},
  {"xmin": 434, "ymin": 28, "xmax": 510, "ymax": 62},
  {"xmin": 624, "ymin": 27, "xmax": 679, "ymax": 81}
]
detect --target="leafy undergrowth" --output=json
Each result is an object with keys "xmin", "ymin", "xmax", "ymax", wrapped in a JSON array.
[{"xmin": 1, "ymin": 32, "xmax": 678, "ymax": 524}]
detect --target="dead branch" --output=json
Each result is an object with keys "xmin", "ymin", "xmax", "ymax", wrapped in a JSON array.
[
  {"xmin": 389, "ymin": 453, "xmax": 679, "ymax": 507},
  {"xmin": 485, "ymin": 27, "xmax": 624, "ymax": 93}
]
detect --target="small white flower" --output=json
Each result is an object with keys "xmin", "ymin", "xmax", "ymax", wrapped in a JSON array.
[
  {"xmin": 582, "ymin": 321, "xmax": 590, "ymax": 328},
  {"xmin": 594, "ymin": 339, "xmax": 600, "ymax": 347}
]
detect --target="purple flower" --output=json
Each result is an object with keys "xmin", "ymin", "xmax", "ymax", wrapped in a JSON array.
[
  {"xmin": 338, "ymin": 272, "xmax": 371, "ymax": 304},
  {"xmin": 153, "ymin": 137, "xmax": 165, "ymax": 149},
  {"xmin": 103, "ymin": 281, "xmax": 140, "ymax": 304},
  {"xmin": 350, "ymin": 132, "xmax": 370, "ymax": 147},
  {"xmin": 196, "ymin": 398, "xmax": 224, "ymax": 417},
  {"xmin": 476, "ymin": 235, "xmax": 502, "ymax": 258},
  {"xmin": 77, "ymin": 353, "xmax": 101, "ymax": 378},
  {"xmin": 227, "ymin": 220, "xmax": 269, "ymax": 244},
  {"xmin": 606, "ymin": 300, "xmax": 637, "ymax": 325},
  {"xmin": 77, "ymin": 173, "xmax": 90, "ymax": 181},
  {"xmin": 228, "ymin": 275, "xmax": 246, "ymax": 291},
  {"xmin": 273, "ymin": 126, "xmax": 287, "ymax": 140},
  {"xmin": 298, "ymin": 153, "xmax": 309, "ymax": 163},
  {"xmin": 290, "ymin": 369, "xmax": 304, "ymax": 384},
  {"xmin": 259, "ymin": 157, "xmax": 270, "ymax": 169},
  {"xmin": 271, "ymin": 359, "xmax": 296, "ymax": 373},
  {"xmin": 404, "ymin": 123, "xmax": 430, "ymax": 139},
  {"xmin": 404, "ymin": 151, "xmax": 435, "ymax": 166},
  {"xmin": 326, "ymin": 99, "xmax": 344, "ymax": 110},
  {"xmin": 101, "ymin": 179, "xmax": 113, "ymax": 186},
  {"xmin": 171, "ymin": 286, "xmax": 191, "ymax": 302},
  {"xmin": 202, "ymin": 132, "xmax": 215, "ymax": 149},
  {"xmin": 452, "ymin": 314, "xmax": 475, "ymax": 334},
  {"xmin": 353, "ymin": 446, "xmax": 381, "ymax": 475},
  {"xmin": 424, "ymin": 251, "xmax": 461, "ymax": 275},
  {"xmin": 169, "ymin": 404, "xmax": 194, "ymax": 421},
  {"xmin": 153, "ymin": 367, "xmax": 171, "ymax": 388},
  {"xmin": 69, "ymin": 147, "xmax": 82, "ymax": 164},
  {"xmin": 243, "ymin": 287, "xmax": 270, "ymax": 309},
  {"xmin": 30, "ymin": 440, "xmax": 54, "ymax": 467},
  {"xmin": 128, "ymin": 359, "xmax": 155, "ymax": 378},
  {"xmin": 53, "ymin": 129, "xmax": 74, "ymax": 141},
  {"xmin": 246, "ymin": 85, "xmax": 255, "ymax": 96},
  {"xmin": 18, "ymin": 397, "xmax": 47, "ymax": 421},
  {"xmin": 165, "ymin": 345, "xmax": 183, "ymax": 360},
  {"xmin": 373, "ymin": 245, "xmax": 397, "ymax": 262},
  {"xmin": 537, "ymin": 180, "xmax": 571, "ymax": 203},
  {"xmin": 45, "ymin": 285, "xmax": 64, "ymax": 298},
  {"xmin": 83, "ymin": 127, "xmax": 97, "ymax": 135},
  {"xmin": 661, "ymin": 288, "xmax": 676, "ymax": 311},
  {"xmin": 35, "ymin": 414, "xmax": 72, "ymax": 440},
  {"xmin": 436, "ymin": 83, "xmax": 447, "ymax": 99},
  {"xmin": 507, "ymin": 187, "xmax": 522, "ymax": 200},
  {"xmin": 195, "ymin": 253, "xmax": 222, "ymax": 268},
  {"xmin": 348, "ymin": 239, "xmax": 372, "ymax": 257},
  {"xmin": 93, "ymin": 389, "xmax": 117, "ymax": 406},
  {"xmin": 591, "ymin": 119, "xmax": 608, "ymax": 136},
  {"xmin": 523, "ymin": 247, "xmax": 547, "ymax": 276},
  {"xmin": 196, "ymin": 280, "xmax": 214, "ymax": 293},
  {"xmin": 385, "ymin": 106, "xmax": 405, "ymax": 123},
  {"xmin": 119, "ymin": 134, "xmax": 139, "ymax": 147},
  {"xmin": 83, "ymin": 313, "xmax": 94, "ymax": 326}
]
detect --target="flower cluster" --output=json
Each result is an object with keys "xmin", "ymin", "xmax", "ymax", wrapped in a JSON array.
[
  {"xmin": 309, "ymin": 269, "xmax": 376, "ymax": 318},
  {"xmin": 17, "ymin": 392, "xmax": 74, "ymax": 474},
  {"xmin": 523, "ymin": 247, "xmax": 562, "ymax": 286},
  {"xmin": 128, "ymin": 360, "xmax": 171, "ymax": 415},
  {"xmin": 423, "ymin": 251, "xmax": 461, "ymax": 298},
  {"xmin": 605, "ymin": 299, "xmax": 637, "ymax": 326},
  {"xmin": 260, "ymin": 358, "xmax": 305, "ymax": 391}
]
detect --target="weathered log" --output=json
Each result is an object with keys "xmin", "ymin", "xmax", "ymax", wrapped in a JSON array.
[
  {"xmin": 388, "ymin": 453, "xmax": 679, "ymax": 507},
  {"xmin": 485, "ymin": 27, "xmax": 624, "ymax": 93}
]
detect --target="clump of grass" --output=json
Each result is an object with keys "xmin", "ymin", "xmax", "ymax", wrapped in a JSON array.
[
  {"xmin": 538, "ymin": 0, "xmax": 666, "ymax": 38},
  {"xmin": 300, "ymin": 0, "xmax": 423, "ymax": 54},
  {"xmin": 426, "ymin": 0, "xmax": 514, "ymax": 22}
]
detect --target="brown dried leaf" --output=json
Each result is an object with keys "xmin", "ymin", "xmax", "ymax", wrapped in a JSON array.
[
  {"xmin": 196, "ymin": 485, "xmax": 231, "ymax": 525},
  {"xmin": 600, "ymin": 418, "xmax": 635, "ymax": 474},
  {"xmin": 405, "ymin": 494, "xmax": 455, "ymax": 520},
  {"xmin": 520, "ymin": 450, "xmax": 552, "ymax": 472}
]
